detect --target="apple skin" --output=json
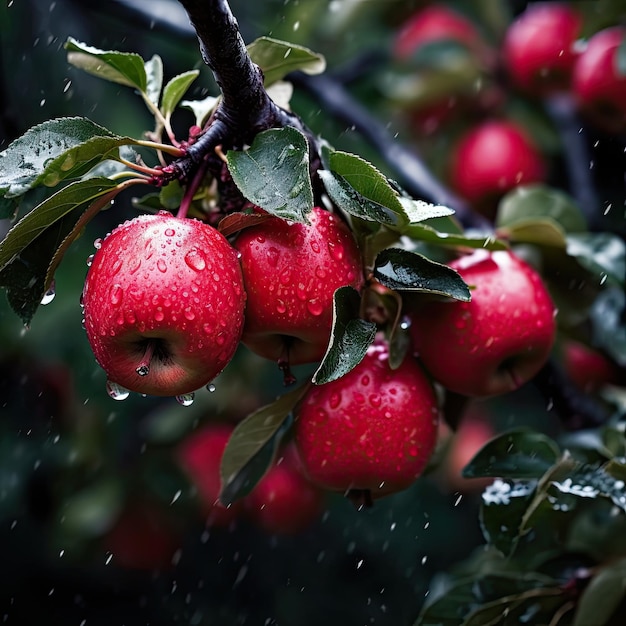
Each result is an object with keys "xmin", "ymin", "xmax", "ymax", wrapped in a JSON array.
[
  {"xmin": 562, "ymin": 339, "xmax": 621, "ymax": 392},
  {"xmin": 393, "ymin": 5, "xmax": 482, "ymax": 60},
  {"xmin": 410, "ymin": 250, "xmax": 556, "ymax": 397},
  {"xmin": 502, "ymin": 2, "xmax": 583, "ymax": 95},
  {"xmin": 82, "ymin": 211, "xmax": 245, "ymax": 397},
  {"xmin": 244, "ymin": 444, "xmax": 324, "ymax": 534},
  {"xmin": 177, "ymin": 423, "xmax": 242, "ymax": 527},
  {"xmin": 294, "ymin": 340, "xmax": 440, "ymax": 499},
  {"xmin": 234, "ymin": 207, "xmax": 363, "ymax": 365},
  {"xmin": 572, "ymin": 26, "xmax": 626, "ymax": 134},
  {"xmin": 448, "ymin": 120, "xmax": 546, "ymax": 218}
]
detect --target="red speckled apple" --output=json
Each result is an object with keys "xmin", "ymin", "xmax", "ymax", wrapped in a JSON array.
[
  {"xmin": 244, "ymin": 444, "xmax": 324, "ymax": 534},
  {"xmin": 502, "ymin": 2, "xmax": 583, "ymax": 95},
  {"xmin": 410, "ymin": 249, "xmax": 556, "ymax": 397},
  {"xmin": 294, "ymin": 339, "xmax": 440, "ymax": 501},
  {"xmin": 572, "ymin": 26, "xmax": 626, "ymax": 134},
  {"xmin": 177, "ymin": 423, "xmax": 242, "ymax": 527},
  {"xmin": 449, "ymin": 120, "xmax": 546, "ymax": 218},
  {"xmin": 82, "ymin": 211, "xmax": 245, "ymax": 398},
  {"xmin": 234, "ymin": 207, "xmax": 363, "ymax": 367}
]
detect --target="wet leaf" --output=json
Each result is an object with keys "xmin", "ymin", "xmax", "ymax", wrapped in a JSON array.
[
  {"xmin": 0, "ymin": 117, "xmax": 132, "ymax": 199},
  {"xmin": 318, "ymin": 170, "xmax": 402, "ymax": 227},
  {"xmin": 61, "ymin": 479, "xmax": 123, "ymax": 537},
  {"xmin": 404, "ymin": 222, "xmax": 508, "ymax": 250},
  {"xmin": 219, "ymin": 384, "xmax": 308, "ymax": 505},
  {"xmin": 226, "ymin": 127, "xmax": 313, "ymax": 223},
  {"xmin": 415, "ymin": 573, "xmax": 555, "ymax": 626},
  {"xmin": 0, "ymin": 178, "xmax": 119, "ymax": 324},
  {"xmin": 247, "ymin": 36, "xmax": 326, "ymax": 87},
  {"xmin": 398, "ymin": 197, "xmax": 455, "ymax": 224},
  {"xmin": 497, "ymin": 218, "xmax": 567, "ymax": 248},
  {"xmin": 180, "ymin": 95, "xmax": 219, "ymax": 127},
  {"xmin": 65, "ymin": 38, "xmax": 147, "ymax": 91},
  {"xmin": 328, "ymin": 151, "xmax": 406, "ymax": 219},
  {"xmin": 566, "ymin": 232, "xmax": 625, "ymax": 286},
  {"xmin": 496, "ymin": 185, "xmax": 587, "ymax": 233},
  {"xmin": 374, "ymin": 248, "xmax": 471, "ymax": 300},
  {"xmin": 161, "ymin": 70, "xmax": 200, "ymax": 117},
  {"xmin": 313, "ymin": 286, "xmax": 377, "ymax": 385},
  {"xmin": 573, "ymin": 558, "xmax": 626, "ymax": 626},
  {"xmin": 144, "ymin": 54, "xmax": 163, "ymax": 106},
  {"xmin": 463, "ymin": 430, "xmax": 561, "ymax": 480}
]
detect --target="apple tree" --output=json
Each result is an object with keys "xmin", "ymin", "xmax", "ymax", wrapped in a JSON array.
[{"xmin": 0, "ymin": 0, "xmax": 625, "ymax": 624}]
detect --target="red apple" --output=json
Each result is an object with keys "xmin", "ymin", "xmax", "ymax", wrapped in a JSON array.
[
  {"xmin": 393, "ymin": 5, "xmax": 482, "ymax": 60},
  {"xmin": 562, "ymin": 338, "xmax": 621, "ymax": 392},
  {"xmin": 234, "ymin": 207, "xmax": 363, "ymax": 367},
  {"xmin": 294, "ymin": 339, "xmax": 440, "ymax": 501},
  {"xmin": 82, "ymin": 211, "xmax": 245, "ymax": 398},
  {"xmin": 177, "ymin": 423, "xmax": 242, "ymax": 527},
  {"xmin": 572, "ymin": 26, "xmax": 626, "ymax": 134},
  {"xmin": 103, "ymin": 501, "xmax": 181, "ymax": 571},
  {"xmin": 410, "ymin": 249, "xmax": 556, "ymax": 397},
  {"xmin": 244, "ymin": 444, "xmax": 324, "ymax": 534},
  {"xmin": 448, "ymin": 120, "xmax": 546, "ymax": 218},
  {"xmin": 502, "ymin": 2, "xmax": 583, "ymax": 95}
]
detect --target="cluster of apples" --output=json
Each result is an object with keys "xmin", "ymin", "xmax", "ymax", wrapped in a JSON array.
[
  {"xmin": 393, "ymin": 2, "xmax": 626, "ymax": 217},
  {"xmin": 81, "ymin": 192, "xmax": 559, "ymax": 502}
]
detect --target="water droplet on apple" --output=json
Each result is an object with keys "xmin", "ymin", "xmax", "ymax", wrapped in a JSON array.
[
  {"xmin": 279, "ymin": 268, "xmax": 291, "ymax": 285},
  {"xmin": 164, "ymin": 228, "xmax": 175, "ymax": 237},
  {"xmin": 310, "ymin": 241, "xmax": 320, "ymax": 253},
  {"xmin": 327, "ymin": 241, "xmax": 344, "ymax": 261},
  {"xmin": 109, "ymin": 284, "xmax": 123, "ymax": 306},
  {"xmin": 184, "ymin": 249, "xmax": 207, "ymax": 272},
  {"xmin": 157, "ymin": 259, "xmax": 167, "ymax": 273},
  {"xmin": 206, "ymin": 383, "xmax": 216, "ymax": 393},
  {"xmin": 306, "ymin": 298, "xmax": 324, "ymax": 316},
  {"xmin": 136, "ymin": 364, "xmax": 150, "ymax": 376},
  {"xmin": 106, "ymin": 380, "xmax": 130, "ymax": 401},
  {"xmin": 40, "ymin": 284, "xmax": 56, "ymax": 305},
  {"xmin": 315, "ymin": 267, "xmax": 326, "ymax": 279},
  {"xmin": 93, "ymin": 238, "xmax": 102, "ymax": 249},
  {"xmin": 176, "ymin": 393, "xmax": 195, "ymax": 407},
  {"xmin": 184, "ymin": 308, "xmax": 195, "ymax": 321},
  {"xmin": 369, "ymin": 393, "xmax": 381, "ymax": 408},
  {"xmin": 266, "ymin": 247, "xmax": 279, "ymax": 267},
  {"xmin": 276, "ymin": 299, "xmax": 287, "ymax": 314},
  {"xmin": 361, "ymin": 375, "xmax": 370, "ymax": 386},
  {"xmin": 154, "ymin": 309, "xmax": 165, "ymax": 322},
  {"xmin": 86, "ymin": 254, "xmax": 94, "ymax": 267}
]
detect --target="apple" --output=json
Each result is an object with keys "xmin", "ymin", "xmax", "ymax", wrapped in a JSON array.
[
  {"xmin": 244, "ymin": 444, "xmax": 324, "ymax": 534},
  {"xmin": 103, "ymin": 501, "xmax": 181, "ymax": 570},
  {"xmin": 410, "ymin": 249, "xmax": 556, "ymax": 397},
  {"xmin": 393, "ymin": 4, "xmax": 483, "ymax": 60},
  {"xmin": 561, "ymin": 338, "xmax": 621, "ymax": 392},
  {"xmin": 82, "ymin": 211, "xmax": 245, "ymax": 398},
  {"xmin": 294, "ymin": 339, "xmax": 440, "ymax": 502},
  {"xmin": 502, "ymin": 2, "xmax": 583, "ymax": 95},
  {"xmin": 177, "ymin": 423, "xmax": 243, "ymax": 527},
  {"xmin": 448, "ymin": 120, "xmax": 546, "ymax": 218},
  {"xmin": 234, "ymin": 206, "xmax": 363, "ymax": 368},
  {"xmin": 572, "ymin": 26, "xmax": 626, "ymax": 134}
]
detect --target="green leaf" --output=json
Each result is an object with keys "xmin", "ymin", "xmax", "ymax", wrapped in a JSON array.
[
  {"xmin": 0, "ymin": 117, "xmax": 133, "ymax": 199},
  {"xmin": 247, "ymin": 36, "xmax": 326, "ymax": 87},
  {"xmin": 497, "ymin": 218, "xmax": 567, "ymax": 248},
  {"xmin": 161, "ymin": 70, "xmax": 200, "ymax": 118},
  {"xmin": 180, "ymin": 95, "xmax": 219, "ymax": 127},
  {"xmin": 65, "ymin": 37, "xmax": 147, "ymax": 91},
  {"xmin": 374, "ymin": 248, "xmax": 471, "ymax": 300},
  {"xmin": 329, "ymin": 151, "xmax": 407, "ymax": 219},
  {"xmin": 463, "ymin": 430, "xmax": 561, "ymax": 480},
  {"xmin": 61, "ymin": 479, "xmax": 123, "ymax": 537},
  {"xmin": 318, "ymin": 170, "xmax": 403, "ymax": 227},
  {"xmin": 0, "ymin": 178, "xmax": 119, "ymax": 324},
  {"xmin": 415, "ymin": 573, "xmax": 555, "ymax": 626},
  {"xmin": 219, "ymin": 384, "xmax": 308, "ymax": 505},
  {"xmin": 496, "ymin": 184, "xmax": 587, "ymax": 233},
  {"xmin": 574, "ymin": 558, "xmax": 626, "ymax": 626},
  {"xmin": 226, "ymin": 127, "xmax": 313, "ymax": 223},
  {"xmin": 405, "ymin": 222, "xmax": 508, "ymax": 250},
  {"xmin": 566, "ymin": 232, "xmax": 625, "ymax": 286},
  {"xmin": 144, "ymin": 54, "xmax": 163, "ymax": 106},
  {"xmin": 398, "ymin": 197, "xmax": 455, "ymax": 224},
  {"xmin": 312, "ymin": 286, "xmax": 377, "ymax": 385}
]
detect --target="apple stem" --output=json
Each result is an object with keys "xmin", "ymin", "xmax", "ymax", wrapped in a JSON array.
[
  {"xmin": 136, "ymin": 341, "xmax": 156, "ymax": 376},
  {"xmin": 277, "ymin": 342, "xmax": 297, "ymax": 386}
]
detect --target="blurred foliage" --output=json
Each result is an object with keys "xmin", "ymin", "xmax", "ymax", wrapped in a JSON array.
[{"xmin": 0, "ymin": 0, "xmax": 625, "ymax": 625}]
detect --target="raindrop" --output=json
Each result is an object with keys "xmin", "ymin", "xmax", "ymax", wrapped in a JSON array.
[
  {"xmin": 40, "ymin": 283, "xmax": 56, "ymax": 305},
  {"xmin": 136, "ymin": 364, "xmax": 150, "ymax": 377},
  {"xmin": 157, "ymin": 259, "xmax": 168, "ymax": 273},
  {"xmin": 109, "ymin": 284, "xmax": 123, "ymax": 306},
  {"xmin": 106, "ymin": 380, "xmax": 130, "ymax": 401},
  {"xmin": 176, "ymin": 393, "xmax": 195, "ymax": 407},
  {"xmin": 306, "ymin": 299, "xmax": 324, "ymax": 316},
  {"xmin": 266, "ymin": 247, "xmax": 280, "ymax": 267},
  {"xmin": 164, "ymin": 228, "xmax": 175, "ymax": 237},
  {"xmin": 86, "ymin": 254, "xmax": 94, "ymax": 267},
  {"xmin": 327, "ymin": 240, "xmax": 344, "ymax": 261},
  {"xmin": 185, "ymin": 249, "xmax": 207, "ymax": 272},
  {"xmin": 206, "ymin": 383, "xmax": 216, "ymax": 393}
]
